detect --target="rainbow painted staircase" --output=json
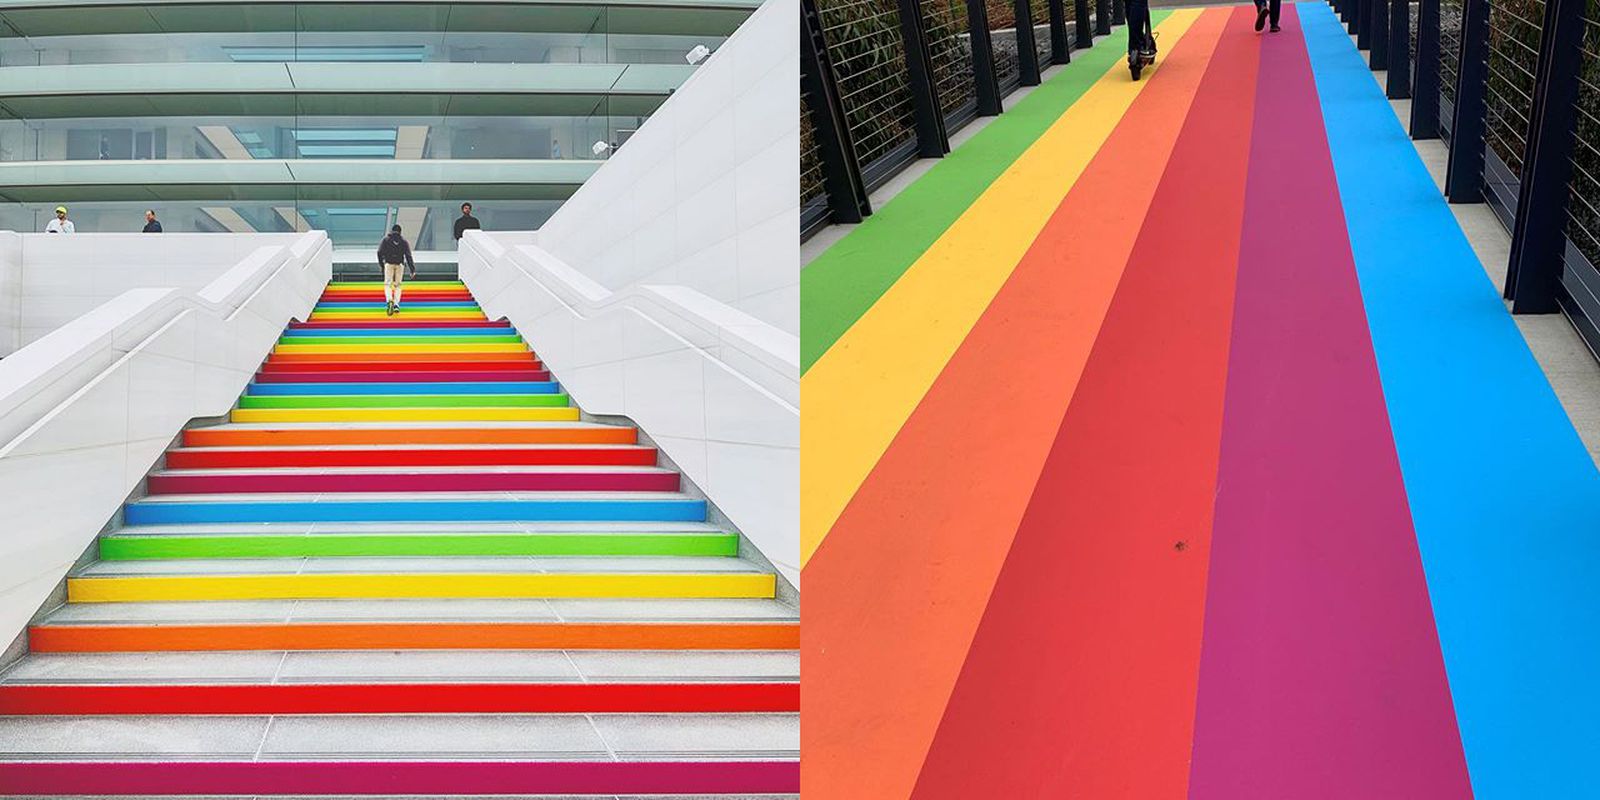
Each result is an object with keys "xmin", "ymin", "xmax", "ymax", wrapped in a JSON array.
[{"xmin": 0, "ymin": 281, "xmax": 799, "ymax": 796}]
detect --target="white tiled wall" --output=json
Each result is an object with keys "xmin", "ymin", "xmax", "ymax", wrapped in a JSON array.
[
  {"xmin": 534, "ymin": 0, "xmax": 799, "ymax": 336},
  {"xmin": 0, "ymin": 233, "xmax": 304, "ymax": 355},
  {"xmin": 0, "ymin": 232, "xmax": 329, "ymax": 646}
]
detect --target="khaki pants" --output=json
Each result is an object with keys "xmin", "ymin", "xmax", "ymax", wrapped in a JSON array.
[{"xmin": 383, "ymin": 262, "xmax": 405, "ymax": 304}]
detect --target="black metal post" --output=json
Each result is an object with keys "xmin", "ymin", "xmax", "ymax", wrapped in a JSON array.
[
  {"xmin": 1075, "ymin": 0, "xmax": 1094, "ymax": 46},
  {"xmin": 1049, "ymin": 0, "xmax": 1070, "ymax": 64},
  {"xmin": 1445, "ymin": 0, "xmax": 1489, "ymax": 201},
  {"xmin": 896, "ymin": 0, "xmax": 950, "ymax": 157},
  {"xmin": 1371, "ymin": 0, "xmax": 1390, "ymax": 67},
  {"xmin": 1388, "ymin": 0, "xmax": 1412, "ymax": 97},
  {"xmin": 1095, "ymin": 0, "xmax": 1111, "ymax": 35},
  {"xmin": 800, "ymin": 0, "xmax": 870, "ymax": 223},
  {"xmin": 1412, "ymin": 0, "xmax": 1441, "ymax": 136},
  {"xmin": 1359, "ymin": 0, "xmax": 1375, "ymax": 48},
  {"xmin": 1111, "ymin": 0, "xmax": 1124, "ymax": 25},
  {"xmin": 967, "ymin": 0, "xmax": 1004, "ymax": 115},
  {"xmin": 1349, "ymin": 0, "xmax": 1360, "ymax": 35},
  {"xmin": 1014, "ymin": 0, "xmax": 1042, "ymax": 85},
  {"xmin": 1505, "ymin": 0, "xmax": 1586, "ymax": 311}
]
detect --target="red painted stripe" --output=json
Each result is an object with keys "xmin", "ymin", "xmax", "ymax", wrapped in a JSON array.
[
  {"xmin": 0, "ymin": 760, "xmax": 799, "ymax": 796},
  {"xmin": 907, "ymin": 13, "xmax": 1258, "ymax": 799},
  {"xmin": 146, "ymin": 470, "xmax": 680, "ymax": 494},
  {"xmin": 260, "ymin": 359, "xmax": 541, "ymax": 372},
  {"xmin": 166, "ymin": 446, "xmax": 657, "ymax": 469},
  {"xmin": 289, "ymin": 321, "xmax": 510, "ymax": 330},
  {"xmin": 0, "ymin": 682, "xmax": 797, "ymax": 715},
  {"xmin": 254, "ymin": 370, "xmax": 551, "ymax": 383}
]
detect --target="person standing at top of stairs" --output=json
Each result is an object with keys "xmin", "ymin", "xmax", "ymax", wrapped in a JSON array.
[
  {"xmin": 453, "ymin": 202, "xmax": 481, "ymax": 244},
  {"xmin": 377, "ymin": 224, "xmax": 417, "ymax": 316}
]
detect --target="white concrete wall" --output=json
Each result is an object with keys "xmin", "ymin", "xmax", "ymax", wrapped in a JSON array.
[
  {"xmin": 0, "ymin": 232, "xmax": 330, "ymax": 646},
  {"xmin": 0, "ymin": 234, "xmax": 21, "ymax": 356},
  {"xmin": 4, "ymin": 232, "xmax": 304, "ymax": 354},
  {"xmin": 533, "ymin": 0, "xmax": 798, "ymax": 335}
]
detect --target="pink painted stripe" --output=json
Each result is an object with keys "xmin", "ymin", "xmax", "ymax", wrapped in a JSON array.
[
  {"xmin": 289, "ymin": 320, "xmax": 507, "ymax": 329},
  {"xmin": 0, "ymin": 760, "xmax": 799, "ymax": 795},
  {"xmin": 147, "ymin": 471, "xmax": 680, "ymax": 494},
  {"xmin": 1186, "ymin": 8, "xmax": 1471, "ymax": 797}
]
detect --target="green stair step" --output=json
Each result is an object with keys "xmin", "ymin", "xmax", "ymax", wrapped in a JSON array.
[
  {"xmin": 238, "ymin": 394, "xmax": 571, "ymax": 409},
  {"xmin": 100, "ymin": 533, "xmax": 742, "ymax": 559}
]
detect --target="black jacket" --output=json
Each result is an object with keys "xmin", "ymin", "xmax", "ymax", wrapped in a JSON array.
[
  {"xmin": 453, "ymin": 214, "xmax": 481, "ymax": 241},
  {"xmin": 377, "ymin": 233, "xmax": 415, "ymax": 271},
  {"xmin": 142, "ymin": 220, "xmax": 162, "ymax": 233}
]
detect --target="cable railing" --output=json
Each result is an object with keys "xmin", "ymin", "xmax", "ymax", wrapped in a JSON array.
[
  {"xmin": 925, "ymin": 0, "xmax": 980, "ymax": 129},
  {"xmin": 816, "ymin": 0, "xmax": 919, "ymax": 180},
  {"xmin": 987, "ymin": 0, "xmax": 1023, "ymax": 91}
]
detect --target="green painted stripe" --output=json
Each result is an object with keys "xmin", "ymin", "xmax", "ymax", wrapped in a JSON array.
[
  {"xmin": 278, "ymin": 335, "xmax": 521, "ymax": 345},
  {"xmin": 238, "ymin": 393, "xmax": 571, "ymax": 408},
  {"xmin": 799, "ymin": 21, "xmax": 1150, "ymax": 373},
  {"xmin": 99, "ymin": 533, "xmax": 740, "ymax": 559}
]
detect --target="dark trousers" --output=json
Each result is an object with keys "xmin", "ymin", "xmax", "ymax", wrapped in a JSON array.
[
  {"xmin": 1259, "ymin": 0, "xmax": 1282, "ymax": 25},
  {"xmin": 1124, "ymin": 0, "xmax": 1152, "ymax": 52}
]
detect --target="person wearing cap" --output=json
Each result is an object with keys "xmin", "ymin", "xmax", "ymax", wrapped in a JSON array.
[
  {"xmin": 45, "ymin": 206, "xmax": 74, "ymax": 234},
  {"xmin": 142, "ymin": 210, "xmax": 162, "ymax": 233},
  {"xmin": 376, "ymin": 223, "xmax": 416, "ymax": 316}
]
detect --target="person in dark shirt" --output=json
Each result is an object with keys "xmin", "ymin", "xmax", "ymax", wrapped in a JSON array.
[
  {"xmin": 142, "ymin": 210, "xmax": 162, "ymax": 233},
  {"xmin": 377, "ymin": 224, "xmax": 417, "ymax": 316},
  {"xmin": 453, "ymin": 202, "xmax": 481, "ymax": 243}
]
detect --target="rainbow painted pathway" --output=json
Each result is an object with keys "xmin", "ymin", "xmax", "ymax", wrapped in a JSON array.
[
  {"xmin": 804, "ymin": 4, "xmax": 1600, "ymax": 798},
  {"xmin": 0, "ymin": 281, "xmax": 798, "ymax": 795}
]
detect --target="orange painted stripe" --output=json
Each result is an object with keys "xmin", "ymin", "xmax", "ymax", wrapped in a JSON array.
[
  {"xmin": 29, "ymin": 622, "xmax": 799, "ymax": 652},
  {"xmin": 801, "ymin": 13, "xmax": 1231, "ymax": 800},
  {"xmin": 268, "ymin": 352, "xmax": 536, "ymax": 364},
  {"xmin": 183, "ymin": 427, "xmax": 638, "ymax": 447}
]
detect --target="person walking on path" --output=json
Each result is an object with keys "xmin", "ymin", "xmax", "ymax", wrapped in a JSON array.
[
  {"xmin": 142, "ymin": 210, "xmax": 163, "ymax": 233},
  {"xmin": 1254, "ymin": 0, "xmax": 1282, "ymax": 32},
  {"xmin": 45, "ymin": 206, "xmax": 74, "ymax": 234},
  {"xmin": 377, "ymin": 224, "xmax": 416, "ymax": 316},
  {"xmin": 453, "ymin": 202, "xmax": 481, "ymax": 244}
]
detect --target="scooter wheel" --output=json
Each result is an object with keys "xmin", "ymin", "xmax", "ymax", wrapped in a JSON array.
[{"xmin": 1130, "ymin": 59, "xmax": 1142, "ymax": 80}]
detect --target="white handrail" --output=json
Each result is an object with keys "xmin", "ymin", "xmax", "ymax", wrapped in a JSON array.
[
  {"xmin": 460, "ymin": 232, "xmax": 798, "ymax": 584},
  {"xmin": 0, "ymin": 231, "xmax": 331, "ymax": 645}
]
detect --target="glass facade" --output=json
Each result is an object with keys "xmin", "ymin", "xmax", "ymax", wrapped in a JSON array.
[{"xmin": 0, "ymin": 0, "xmax": 753, "ymax": 245}]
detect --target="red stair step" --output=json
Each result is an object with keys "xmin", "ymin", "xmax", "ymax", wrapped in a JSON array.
[
  {"xmin": 0, "ymin": 682, "xmax": 797, "ymax": 715},
  {"xmin": 167, "ymin": 446, "xmax": 657, "ymax": 469},
  {"xmin": 289, "ymin": 320, "xmax": 511, "ymax": 330},
  {"xmin": 146, "ymin": 470, "xmax": 680, "ymax": 495},
  {"xmin": 261, "ymin": 359, "xmax": 541, "ymax": 372}
]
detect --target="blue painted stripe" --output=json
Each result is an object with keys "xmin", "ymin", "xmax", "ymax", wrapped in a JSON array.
[
  {"xmin": 1303, "ymin": 5, "xmax": 1600, "ymax": 794},
  {"xmin": 247, "ymin": 381, "xmax": 561, "ymax": 395},
  {"xmin": 282, "ymin": 326, "xmax": 515, "ymax": 336},
  {"xmin": 316, "ymin": 301, "xmax": 481, "ymax": 308},
  {"xmin": 124, "ymin": 499, "xmax": 707, "ymax": 524}
]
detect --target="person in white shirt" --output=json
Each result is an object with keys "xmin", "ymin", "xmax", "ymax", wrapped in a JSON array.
[{"xmin": 45, "ymin": 206, "xmax": 74, "ymax": 234}]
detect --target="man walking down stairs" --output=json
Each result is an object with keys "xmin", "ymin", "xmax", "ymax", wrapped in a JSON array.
[{"xmin": 0, "ymin": 281, "xmax": 800, "ymax": 797}]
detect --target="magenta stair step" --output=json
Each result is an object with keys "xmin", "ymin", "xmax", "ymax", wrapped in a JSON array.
[
  {"xmin": 146, "ymin": 469, "xmax": 681, "ymax": 495},
  {"xmin": 0, "ymin": 760, "xmax": 800, "ymax": 795}
]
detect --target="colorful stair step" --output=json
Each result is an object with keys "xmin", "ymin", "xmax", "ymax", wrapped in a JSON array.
[
  {"xmin": 279, "ymin": 335, "xmax": 524, "ymax": 345},
  {"xmin": 123, "ymin": 496, "xmax": 706, "ymax": 524},
  {"xmin": 98, "ymin": 532, "xmax": 738, "ymax": 559},
  {"xmin": 267, "ymin": 352, "xmax": 537, "ymax": 364},
  {"xmin": 283, "ymin": 327, "xmax": 516, "ymax": 337},
  {"xmin": 253, "ymin": 370, "xmax": 552, "ymax": 383},
  {"xmin": 274, "ymin": 343, "xmax": 527, "ymax": 355},
  {"xmin": 246, "ymin": 381, "xmax": 560, "ymax": 396},
  {"xmin": 0, "ymin": 760, "xmax": 800, "ymax": 796},
  {"xmin": 0, "ymin": 682, "xmax": 799, "ymax": 715},
  {"xmin": 165, "ymin": 445, "xmax": 655, "ymax": 468},
  {"xmin": 229, "ymin": 407, "xmax": 582, "ymax": 422},
  {"xmin": 27, "ymin": 621, "xmax": 800, "ymax": 652},
  {"xmin": 145, "ymin": 469, "xmax": 681, "ymax": 495},
  {"xmin": 237, "ymin": 394, "xmax": 570, "ymax": 409},
  {"xmin": 183, "ymin": 426, "xmax": 636, "ymax": 447},
  {"xmin": 289, "ymin": 320, "xmax": 509, "ymax": 329},
  {"xmin": 65, "ymin": 572, "xmax": 777, "ymax": 602}
]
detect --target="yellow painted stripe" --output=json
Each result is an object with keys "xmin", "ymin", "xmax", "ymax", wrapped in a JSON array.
[
  {"xmin": 798, "ymin": 10, "xmax": 1203, "ymax": 567},
  {"xmin": 231, "ymin": 406, "xmax": 582, "ymax": 423},
  {"xmin": 67, "ymin": 572, "xmax": 776, "ymax": 602},
  {"xmin": 274, "ymin": 343, "xmax": 527, "ymax": 354}
]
